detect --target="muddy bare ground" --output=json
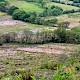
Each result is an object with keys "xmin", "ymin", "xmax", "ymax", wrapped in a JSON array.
[
  {"xmin": 0, "ymin": 15, "xmax": 24, "ymax": 26},
  {"xmin": 68, "ymin": 23, "xmax": 80, "ymax": 28},
  {"xmin": 0, "ymin": 43, "xmax": 78, "ymax": 55}
]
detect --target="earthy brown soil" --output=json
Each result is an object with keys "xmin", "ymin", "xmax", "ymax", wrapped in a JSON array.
[{"xmin": 0, "ymin": 15, "xmax": 24, "ymax": 26}]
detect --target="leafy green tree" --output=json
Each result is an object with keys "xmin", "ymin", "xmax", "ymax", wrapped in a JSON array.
[{"xmin": 51, "ymin": 7, "xmax": 63, "ymax": 16}]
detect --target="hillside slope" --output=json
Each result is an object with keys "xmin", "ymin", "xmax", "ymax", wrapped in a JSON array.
[{"xmin": 6, "ymin": 0, "xmax": 44, "ymax": 13}]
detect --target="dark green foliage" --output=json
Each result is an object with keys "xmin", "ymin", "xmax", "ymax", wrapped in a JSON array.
[
  {"xmin": 54, "ymin": 27, "xmax": 67, "ymax": 43},
  {"xmin": 71, "ymin": 27, "xmax": 80, "ymax": 32},
  {"xmin": 59, "ymin": 21, "xmax": 70, "ymax": 28},
  {"xmin": 12, "ymin": 9, "xmax": 30, "ymax": 21},
  {"xmin": 42, "ymin": 5, "xmax": 63, "ymax": 16},
  {"xmin": 73, "ymin": 0, "xmax": 80, "ymax": 3},
  {"xmin": 0, "ymin": 27, "xmax": 80, "ymax": 44},
  {"xmin": 7, "ymin": 6, "xmax": 19, "ymax": 15},
  {"xmin": 51, "ymin": 6, "xmax": 63, "ymax": 16},
  {"xmin": 43, "ymin": 18, "xmax": 58, "ymax": 26},
  {"xmin": 35, "ymin": 17, "xmax": 43, "ymax": 25},
  {"xmin": 0, "ymin": 0, "xmax": 4, "ymax": 2},
  {"xmin": 66, "ymin": 30, "xmax": 80, "ymax": 44},
  {"xmin": 0, "ymin": 1, "xmax": 7, "ymax": 12}
]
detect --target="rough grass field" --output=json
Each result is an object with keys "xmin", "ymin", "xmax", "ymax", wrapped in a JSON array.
[
  {"xmin": 0, "ymin": 14, "xmax": 53, "ymax": 33},
  {"xmin": 0, "ymin": 12, "xmax": 5, "ymax": 16},
  {"xmin": 0, "ymin": 43, "xmax": 80, "ymax": 79},
  {"xmin": 68, "ymin": 12, "xmax": 80, "ymax": 18},
  {"xmin": 7, "ymin": 0, "xmax": 44, "ymax": 13},
  {"xmin": 43, "ymin": 14, "xmax": 80, "ymax": 28},
  {"xmin": 0, "ymin": 0, "xmax": 80, "ymax": 79},
  {"xmin": 46, "ymin": 2, "xmax": 79, "ymax": 11}
]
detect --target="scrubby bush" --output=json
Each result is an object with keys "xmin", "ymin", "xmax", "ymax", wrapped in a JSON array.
[
  {"xmin": 42, "ymin": 18, "xmax": 58, "ymax": 26},
  {"xmin": 35, "ymin": 30, "xmax": 54, "ymax": 44},
  {"xmin": 58, "ymin": 21, "xmax": 70, "ymax": 28},
  {"xmin": 0, "ymin": 27, "xmax": 80, "ymax": 44},
  {"xmin": 0, "ymin": 33, "xmax": 5, "ymax": 45},
  {"xmin": 71, "ymin": 27, "xmax": 80, "ymax": 32},
  {"xmin": 7, "ymin": 6, "xmax": 19, "ymax": 15},
  {"xmin": 54, "ymin": 27, "xmax": 67, "ymax": 43},
  {"xmin": 66, "ymin": 30, "xmax": 80, "ymax": 44},
  {"xmin": 0, "ymin": 1, "xmax": 7, "ymax": 12},
  {"xmin": 12, "ymin": 9, "xmax": 30, "ymax": 21}
]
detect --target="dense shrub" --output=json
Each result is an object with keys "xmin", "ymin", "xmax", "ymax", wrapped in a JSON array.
[
  {"xmin": 0, "ymin": 27, "xmax": 80, "ymax": 44},
  {"xmin": 66, "ymin": 30, "xmax": 80, "ymax": 44},
  {"xmin": 54, "ymin": 27, "xmax": 67, "ymax": 43},
  {"xmin": 7, "ymin": 6, "xmax": 19, "ymax": 15},
  {"xmin": 71, "ymin": 27, "xmax": 80, "ymax": 32},
  {"xmin": 43, "ymin": 18, "xmax": 58, "ymax": 26},
  {"xmin": 58, "ymin": 21, "xmax": 70, "ymax": 28},
  {"xmin": 12, "ymin": 9, "xmax": 30, "ymax": 21},
  {"xmin": 0, "ymin": 1, "xmax": 7, "ymax": 12}
]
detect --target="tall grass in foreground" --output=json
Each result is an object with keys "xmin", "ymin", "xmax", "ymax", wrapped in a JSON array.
[{"xmin": 0, "ymin": 51, "xmax": 80, "ymax": 80}]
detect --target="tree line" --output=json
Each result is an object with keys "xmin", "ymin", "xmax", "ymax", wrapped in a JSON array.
[
  {"xmin": 52, "ymin": 0, "xmax": 80, "ymax": 7},
  {"xmin": 0, "ymin": 27, "xmax": 80, "ymax": 45}
]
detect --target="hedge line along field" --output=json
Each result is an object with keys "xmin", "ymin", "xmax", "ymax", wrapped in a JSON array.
[
  {"xmin": 46, "ymin": 2, "xmax": 79, "ymax": 11},
  {"xmin": 6, "ymin": 0, "xmax": 44, "ymax": 13}
]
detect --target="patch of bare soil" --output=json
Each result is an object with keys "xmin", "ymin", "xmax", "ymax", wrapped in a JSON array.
[
  {"xmin": 16, "ymin": 47, "xmax": 64, "ymax": 54},
  {"xmin": 0, "ymin": 49, "xmax": 17, "ymax": 55},
  {"xmin": 0, "ymin": 15, "xmax": 24, "ymax": 26},
  {"xmin": 0, "ymin": 43, "xmax": 74, "ymax": 55},
  {"xmin": 68, "ymin": 23, "xmax": 80, "ymax": 28}
]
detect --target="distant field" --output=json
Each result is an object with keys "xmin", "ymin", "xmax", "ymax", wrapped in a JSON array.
[
  {"xmin": 7, "ymin": 0, "xmax": 44, "ymax": 13},
  {"xmin": 68, "ymin": 12, "xmax": 80, "ymax": 18},
  {"xmin": 60, "ymin": 0, "xmax": 73, "ymax": 4},
  {"xmin": 0, "ymin": 23, "xmax": 50, "ymax": 33},
  {"xmin": 46, "ymin": 2, "xmax": 79, "ymax": 11},
  {"xmin": 43, "ymin": 14, "xmax": 80, "ymax": 23}
]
